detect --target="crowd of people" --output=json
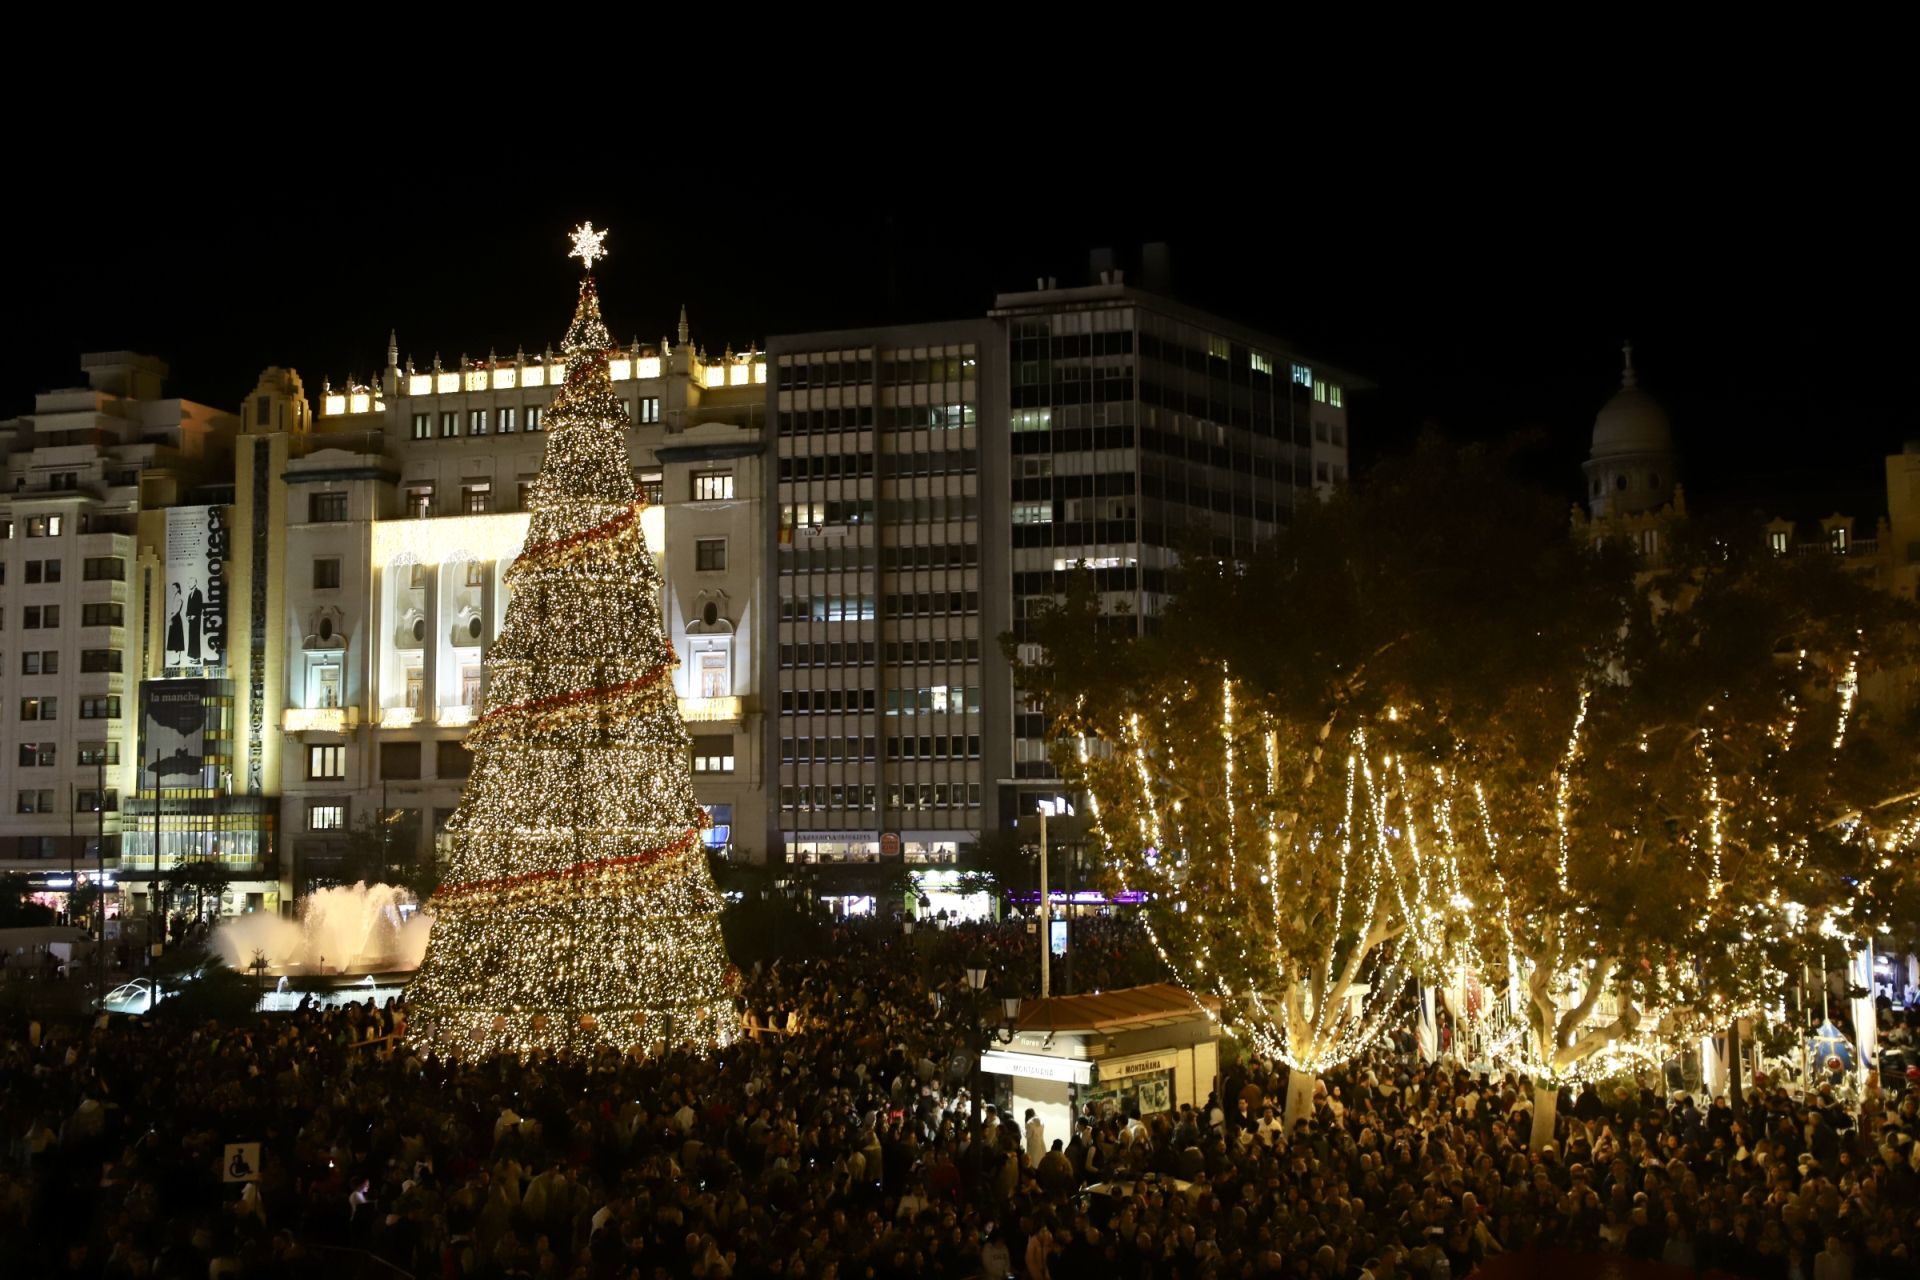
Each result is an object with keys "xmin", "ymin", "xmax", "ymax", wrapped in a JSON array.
[{"xmin": 2, "ymin": 917, "xmax": 1918, "ymax": 1279}]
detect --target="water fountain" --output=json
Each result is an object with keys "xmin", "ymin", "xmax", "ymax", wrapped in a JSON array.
[{"xmin": 209, "ymin": 883, "xmax": 431, "ymax": 1011}]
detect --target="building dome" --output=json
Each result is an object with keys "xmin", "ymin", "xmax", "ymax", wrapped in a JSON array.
[{"xmin": 1590, "ymin": 342, "xmax": 1671, "ymax": 458}]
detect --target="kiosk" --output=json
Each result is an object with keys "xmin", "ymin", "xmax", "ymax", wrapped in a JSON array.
[{"xmin": 980, "ymin": 982, "xmax": 1221, "ymax": 1157}]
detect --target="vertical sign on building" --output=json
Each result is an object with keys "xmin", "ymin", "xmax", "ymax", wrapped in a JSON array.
[{"xmin": 163, "ymin": 506, "xmax": 229, "ymax": 671}]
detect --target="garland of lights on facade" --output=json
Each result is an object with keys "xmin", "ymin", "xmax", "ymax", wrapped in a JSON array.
[{"xmin": 406, "ymin": 224, "xmax": 738, "ymax": 1058}]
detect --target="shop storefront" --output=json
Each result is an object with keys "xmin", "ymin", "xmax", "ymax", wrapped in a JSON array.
[{"xmin": 980, "ymin": 983, "xmax": 1221, "ymax": 1158}]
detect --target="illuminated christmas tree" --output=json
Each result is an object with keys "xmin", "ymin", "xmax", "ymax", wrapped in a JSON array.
[{"xmin": 406, "ymin": 224, "xmax": 737, "ymax": 1058}]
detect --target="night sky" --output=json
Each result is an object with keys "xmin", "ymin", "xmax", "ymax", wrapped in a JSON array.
[{"xmin": 4, "ymin": 139, "xmax": 1906, "ymax": 523}]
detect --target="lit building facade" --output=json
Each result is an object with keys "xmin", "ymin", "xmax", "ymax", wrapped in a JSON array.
[
  {"xmin": 767, "ymin": 283, "xmax": 1358, "ymax": 864},
  {"xmin": 281, "ymin": 313, "xmax": 768, "ymax": 885},
  {"xmin": 765, "ymin": 321, "xmax": 1005, "ymax": 866},
  {"xmin": 989, "ymin": 278, "xmax": 1356, "ymax": 816},
  {"xmin": 0, "ymin": 353, "xmax": 272, "ymax": 911}
]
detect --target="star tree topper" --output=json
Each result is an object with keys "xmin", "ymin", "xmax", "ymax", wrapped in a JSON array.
[{"xmin": 568, "ymin": 221, "xmax": 609, "ymax": 271}]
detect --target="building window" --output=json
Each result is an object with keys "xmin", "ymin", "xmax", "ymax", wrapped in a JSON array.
[
  {"xmin": 411, "ymin": 412, "xmax": 431, "ymax": 440},
  {"xmin": 380, "ymin": 741, "xmax": 422, "ymax": 780},
  {"xmin": 1291, "ymin": 364, "xmax": 1313, "ymax": 388},
  {"xmin": 310, "ymin": 492, "xmax": 348, "ymax": 522},
  {"xmin": 308, "ymin": 802, "xmax": 347, "ymax": 831},
  {"xmin": 469, "ymin": 409, "xmax": 488, "ymax": 436},
  {"xmin": 440, "ymin": 411, "xmax": 459, "ymax": 438},
  {"xmin": 79, "ymin": 697, "xmax": 119, "ymax": 719},
  {"xmin": 26, "ymin": 514, "xmax": 63, "ymax": 537},
  {"xmin": 692, "ymin": 472, "xmax": 734, "ymax": 501},
  {"xmin": 22, "ymin": 651, "xmax": 58, "ymax": 675},
  {"xmin": 525, "ymin": 406, "xmax": 542, "ymax": 432},
  {"xmin": 82, "ymin": 603, "xmax": 123, "ymax": 627},
  {"xmin": 1769, "ymin": 530, "xmax": 1790, "ymax": 556},
  {"xmin": 465, "ymin": 559, "xmax": 486, "ymax": 588},
  {"xmin": 639, "ymin": 471, "xmax": 663, "ymax": 505},
  {"xmin": 462, "ymin": 482, "xmax": 492, "ymax": 514},
  {"xmin": 498, "ymin": 407, "xmax": 517, "ymax": 433},
  {"xmin": 82, "ymin": 557, "xmax": 125, "ymax": 580},
  {"xmin": 18, "ymin": 742, "xmax": 55, "ymax": 767},
  {"xmin": 404, "ymin": 484, "xmax": 433, "ymax": 518},
  {"xmin": 76, "ymin": 789, "xmax": 119, "ymax": 813},
  {"xmin": 436, "ymin": 740, "xmax": 472, "ymax": 779},
  {"xmin": 1830, "ymin": 526, "xmax": 1850, "ymax": 554},
  {"xmin": 460, "ymin": 663, "xmax": 483, "ymax": 705},
  {"xmin": 313, "ymin": 557, "xmax": 342, "ymax": 589},
  {"xmin": 26, "ymin": 559, "xmax": 60, "ymax": 583},
  {"xmin": 80, "ymin": 650, "xmax": 123, "ymax": 673},
  {"xmin": 78, "ymin": 742, "xmax": 121, "ymax": 766},
  {"xmin": 641, "ymin": 396, "xmax": 661, "ymax": 424},
  {"xmin": 691, "ymin": 734, "xmax": 735, "ymax": 774},
  {"xmin": 307, "ymin": 657, "xmax": 343, "ymax": 708},
  {"xmin": 1011, "ymin": 501, "xmax": 1053, "ymax": 525},
  {"xmin": 308, "ymin": 744, "xmax": 345, "ymax": 780},
  {"xmin": 1328, "ymin": 384, "xmax": 1344, "ymax": 408},
  {"xmin": 695, "ymin": 538, "xmax": 727, "ymax": 571},
  {"xmin": 16, "ymin": 789, "xmax": 55, "ymax": 814},
  {"xmin": 23, "ymin": 605, "xmax": 58, "ymax": 628},
  {"xmin": 20, "ymin": 696, "xmax": 54, "ymax": 720}
]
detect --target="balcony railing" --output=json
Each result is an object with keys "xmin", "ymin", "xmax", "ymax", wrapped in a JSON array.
[
  {"xmin": 284, "ymin": 707, "xmax": 361, "ymax": 734},
  {"xmin": 680, "ymin": 695, "xmax": 743, "ymax": 723}
]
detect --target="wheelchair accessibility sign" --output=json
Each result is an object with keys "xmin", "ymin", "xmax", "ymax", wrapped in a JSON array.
[{"xmin": 224, "ymin": 1142, "xmax": 262, "ymax": 1183}]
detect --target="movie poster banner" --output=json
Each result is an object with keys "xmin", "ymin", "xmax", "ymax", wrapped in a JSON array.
[
  {"xmin": 140, "ymin": 680, "xmax": 212, "ymax": 793},
  {"xmin": 163, "ymin": 506, "xmax": 230, "ymax": 671}
]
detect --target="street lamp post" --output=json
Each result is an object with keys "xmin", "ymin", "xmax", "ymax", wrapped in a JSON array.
[
  {"xmin": 1035, "ymin": 798, "xmax": 1073, "ymax": 999},
  {"xmin": 963, "ymin": 964, "xmax": 1022, "ymax": 1144}
]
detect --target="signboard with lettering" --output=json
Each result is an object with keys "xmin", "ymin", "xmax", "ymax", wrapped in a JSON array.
[
  {"xmin": 140, "ymin": 680, "xmax": 213, "ymax": 793},
  {"xmin": 164, "ymin": 506, "xmax": 230, "ymax": 671},
  {"xmin": 1095, "ymin": 1052, "xmax": 1175, "ymax": 1083},
  {"xmin": 979, "ymin": 1050, "xmax": 1094, "ymax": 1085}
]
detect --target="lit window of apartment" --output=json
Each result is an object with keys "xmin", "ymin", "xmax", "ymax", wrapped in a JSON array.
[
  {"xmin": 462, "ymin": 481, "xmax": 492, "ymax": 514},
  {"xmin": 26, "ymin": 514, "xmax": 62, "ymax": 537},
  {"xmin": 440, "ymin": 411, "xmax": 459, "ymax": 438},
  {"xmin": 19, "ymin": 696, "xmax": 55, "ymax": 720},
  {"xmin": 1328, "ymin": 384, "xmax": 1344, "ymax": 408},
  {"xmin": 1769, "ymin": 530, "xmax": 1790, "ymax": 556},
  {"xmin": 1011, "ymin": 501, "xmax": 1053, "ymax": 525},
  {"xmin": 693, "ymin": 472, "xmax": 734, "ymax": 501},
  {"xmin": 525, "ymin": 406, "xmax": 542, "ymax": 432},
  {"xmin": 469, "ymin": 409, "xmax": 488, "ymax": 436},
  {"xmin": 695, "ymin": 538, "xmax": 727, "ymax": 571},
  {"xmin": 498, "ymin": 407, "xmax": 516, "ymax": 433},
  {"xmin": 411, "ymin": 413, "xmax": 431, "ymax": 440},
  {"xmin": 308, "ymin": 744, "xmax": 345, "ymax": 780},
  {"xmin": 691, "ymin": 734, "xmax": 734, "ymax": 773},
  {"xmin": 1830, "ymin": 526, "xmax": 1850, "ymax": 554},
  {"xmin": 1314, "ymin": 380, "xmax": 1328, "ymax": 404},
  {"xmin": 313, "ymin": 558, "xmax": 342, "ymax": 589},
  {"xmin": 1292, "ymin": 364, "xmax": 1313, "ymax": 388},
  {"xmin": 641, "ymin": 397, "xmax": 661, "ymax": 424},
  {"xmin": 639, "ymin": 471, "xmax": 663, "ymax": 505},
  {"xmin": 307, "ymin": 801, "xmax": 346, "ymax": 831},
  {"xmin": 1250, "ymin": 352, "xmax": 1273, "ymax": 375},
  {"xmin": 75, "ymin": 789, "xmax": 118, "ymax": 812},
  {"xmin": 309, "ymin": 492, "xmax": 348, "ymax": 522},
  {"xmin": 404, "ymin": 484, "xmax": 433, "ymax": 518}
]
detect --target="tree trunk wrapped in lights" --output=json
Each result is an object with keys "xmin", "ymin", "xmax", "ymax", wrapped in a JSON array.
[{"xmin": 407, "ymin": 227, "xmax": 736, "ymax": 1058}]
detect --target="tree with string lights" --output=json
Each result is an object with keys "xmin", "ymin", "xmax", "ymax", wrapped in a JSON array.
[
  {"xmin": 1020, "ymin": 438, "xmax": 1920, "ymax": 1127},
  {"xmin": 406, "ymin": 224, "xmax": 737, "ymax": 1058}
]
